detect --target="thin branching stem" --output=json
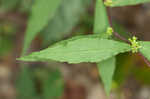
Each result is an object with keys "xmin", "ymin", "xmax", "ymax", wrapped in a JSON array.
[
  {"xmin": 104, "ymin": 0, "xmax": 150, "ymax": 67},
  {"xmin": 138, "ymin": 53, "xmax": 150, "ymax": 67},
  {"xmin": 106, "ymin": 7, "xmax": 130, "ymax": 44}
]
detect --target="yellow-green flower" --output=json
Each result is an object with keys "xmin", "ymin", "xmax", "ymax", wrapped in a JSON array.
[
  {"xmin": 104, "ymin": 0, "xmax": 113, "ymax": 6},
  {"xmin": 129, "ymin": 36, "xmax": 141, "ymax": 53},
  {"xmin": 106, "ymin": 27, "xmax": 113, "ymax": 36}
]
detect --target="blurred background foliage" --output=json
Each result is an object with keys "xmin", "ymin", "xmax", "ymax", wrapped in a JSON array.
[{"xmin": 0, "ymin": 0, "xmax": 150, "ymax": 99}]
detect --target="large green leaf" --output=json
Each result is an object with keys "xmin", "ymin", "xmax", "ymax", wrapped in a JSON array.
[
  {"xmin": 139, "ymin": 41, "xmax": 150, "ymax": 61},
  {"xmin": 111, "ymin": 0, "xmax": 150, "ymax": 7},
  {"xmin": 42, "ymin": 0, "xmax": 90, "ymax": 45},
  {"xmin": 19, "ymin": 35, "xmax": 131, "ymax": 63},
  {"xmin": 22, "ymin": 0, "xmax": 61, "ymax": 55},
  {"xmin": 94, "ymin": 0, "xmax": 115, "ymax": 95},
  {"xmin": 98, "ymin": 57, "xmax": 116, "ymax": 95},
  {"xmin": 94, "ymin": 0, "xmax": 109, "ymax": 35},
  {"xmin": 16, "ymin": 66, "xmax": 37, "ymax": 99}
]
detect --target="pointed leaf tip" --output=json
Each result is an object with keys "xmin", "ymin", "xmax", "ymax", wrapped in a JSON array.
[{"xmin": 19, "ymin": 35, "xmax": 131, "ymax": 64}]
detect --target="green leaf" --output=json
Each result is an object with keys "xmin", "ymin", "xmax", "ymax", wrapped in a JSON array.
[
  {"xmin": 94, "ymin": 0, "xmax": 115, "ymax": 95},
  {"xmin": 139, "ymin": 41, "xmax": 150, "ymax": 61},
  {"xmin": 97, "ymin": 57, "xmax": 116, "ymax": 95},
  {"xmin": 42, "ymin": 0, "xmax": 91, "ymax": 45},
  {"xmin": 111, "ymin": 0, "xmax": 150, "ymax": 7},
  {"xmin": 22, "ymin": 0, "xmax": 61, "ymax": 55},
  {"xmin": 94, "ymin": 0, "xmax": 109, "ymax": 35},
  {"xmin": 19, "ymin": 35, "xmax": 131, "ymax": 63},
  {"xmin": 16, "ymin": 66, "xmax": 37, "ymax": 99},
  {"xmin": 42, "ymin": 70, "xmax": 64, "ymax": 99}
]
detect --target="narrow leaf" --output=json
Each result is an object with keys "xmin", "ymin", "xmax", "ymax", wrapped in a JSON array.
[
  {"xmin": 94, "ymin": 0, "xmax": 109, "ymax": 35},
  {"xmin": 111, "ymin": 0, "xmax": 150, "ymax": 7},
  {"xmin": 22, "ymin": 0, "xmax": 61, "ymax": 55},
  {"xmin": 139, "ymin": 41, "xmax": 150, "ymax": 61},
  {"xmin": 94, "ymin": 0, "xmax": 115, "ymax": 95},
  {"xmin": 98, "ymin": 57, "xmax": 116, "ymax": 95},
  {"xmin": 19, "ymin": 35, "xmax": 131, "ymax": 63}
]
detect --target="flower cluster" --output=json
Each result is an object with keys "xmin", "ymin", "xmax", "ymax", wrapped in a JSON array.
[
  {"xmin": 104, "ymin": 0, "xmax": 113, "ymax": 6},
  {"xmin": 129, "ymin": 36, "xmax": 141, "ymax": 53},
  {"xmin": 106, "ymin": 27, "xmax": 113, "ymax": 36}
]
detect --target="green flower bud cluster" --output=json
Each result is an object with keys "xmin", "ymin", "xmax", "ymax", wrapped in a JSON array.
[
  {"xmin": 106, "ymin": 27, "xmax": 113, "ymax": 36},
  {"xmin": 104, "ymin": 0, "xmax": 113, "ymax": 6},
  {"xmin": 129, "ymin": 36, "xmax": 141, "ymax": 53}
]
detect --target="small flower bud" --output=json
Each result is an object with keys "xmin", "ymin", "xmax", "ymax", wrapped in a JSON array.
[
  {"xmin": 106, "ymin": 27, "xmax": 113, "ymax": 36},
  {"xmin": 104, "ymin": 0, "xmax": 113, "ymax": 6}
]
